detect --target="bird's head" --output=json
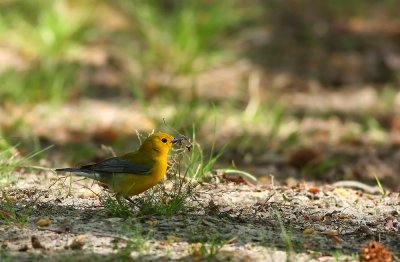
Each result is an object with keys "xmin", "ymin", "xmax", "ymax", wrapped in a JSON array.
[{"xmin": 139, "ymin": 132, "xmax": 182, "ymax": 157}]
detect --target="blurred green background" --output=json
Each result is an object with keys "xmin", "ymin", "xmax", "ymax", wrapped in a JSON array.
[{"xmin": 1, "ymin": 0, "xmax": 400, "ymax": 189}]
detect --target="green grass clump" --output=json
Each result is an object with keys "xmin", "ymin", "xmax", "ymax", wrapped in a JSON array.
[
  {"xmin": 0, "ymin": 0, "xmax": 94, "ymax": 59},
  {"xmin": 113, "ymin": 224, "xmax": 150, "ymax": 261},
  {"xmin": 102, "ymin": 195, "xmax": 134, "ymax": 219},
  {"xmin": 0, "ymin": 63, "xmax": 79, "ymax": 104},
  {"xmin": 0, "ymin": 0, "xmax": 96, "ymax": 103},
  {"xmin": 0, "ymin": 140, "xmax": 53, "ymax": 188},
  {"xmin": 190, "ymin": 234, "xmax": 230, "ymax": 261},
  {"xmin": 274, "ymin": 209, "xmax": 293, "ymax": 255},
  {"xmin": 134, "ymin": 182, "xmax": 193, "ymax": 217},
  {"xmin": 102, "ymin": 149, "xmax": 196, "ymax": 218},
  {"xmin": 115, "ymin": 0, "xmax": 246, "ymax": 74},
  {"xmin": 0, "ymin": 198, "xmax": 29, "ymax": 225},
  {"xmin": 185, "ymin": 137, "xmax": 223, "ymax": 180},
  {"xmin": 0, "ymin": 141, "xmax": 21, "ymax": 188},
  {"xmin": 374, "ymin": 175, "xmax": 385, "ymax": 196},
  {"xmin": 177, "ymin": 125, "xmax": 225, "ymax": 181},
  {"xmin": 0, "ymin": 0, "xmax": 253, "ymax": 104}
]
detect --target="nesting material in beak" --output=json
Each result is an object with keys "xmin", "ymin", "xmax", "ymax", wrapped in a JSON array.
[{"xmin": 172, "ymin": 135, "xmax": 186, "ymax": 144}]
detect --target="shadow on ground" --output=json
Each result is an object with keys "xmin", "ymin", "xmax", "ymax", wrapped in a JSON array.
[{"xmin": 1, "ymin": 186, "xmax": 399, "ymax": 260}]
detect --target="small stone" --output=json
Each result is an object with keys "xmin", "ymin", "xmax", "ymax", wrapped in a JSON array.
[
  {"xmin": 69, "ymin": 234, "xmax": 86, "ymax": 250},
  {"xmin": 325, "ymin": 230, "xmax": 338, "ymax": 236},
  {"xmin": 79, "ymin": 191, "xmax": 97, "ymax": 199},
  {"xmin": 36, "ymin": 217, "xmax": 51, "ymax": 227},
  {"xmin": 166, "ymin": 235, "xmax": 181, "ymax": 242},
  {"xmin": 6, "ymin": 196, "xmax": 17, "ymax": 202},
  {"xmin": 303, "ymin": 227, "xmax": 316, "ymax": 234},
  {"xmin": 106, "ymin": 217, "xmax": 123, "ymax": 223}
]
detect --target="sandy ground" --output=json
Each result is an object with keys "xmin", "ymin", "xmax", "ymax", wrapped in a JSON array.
[{"xmin": 1, "ymin": 172, "xmax": 399, "ymax": 261}]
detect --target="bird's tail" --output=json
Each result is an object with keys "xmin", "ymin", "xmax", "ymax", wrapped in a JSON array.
[
  {"xmin": 55, "ymin": 167, "xmax": 100, "ymax": 180},
  {"xmin": 55, "ymin": 167, "xmax": 81, "ymax": 173}
]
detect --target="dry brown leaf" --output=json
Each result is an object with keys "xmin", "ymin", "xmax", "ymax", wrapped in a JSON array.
[
  {"xmin": 31, "ymin": 236, "xmax": 45, "ymax": 249},
  {"xmin": 257, "ymin": 176, "xmax": 270, "ymax": 184},
  {"xmin": 222, "ymin": 174, "xmax": 247, "ymax": 184},
  {"xmin": 307, "ymin": 187, "xmax": 320, "ymax": 194},
  {"xmin": 360, "ymin": 241, "xmax": 393, "ymax": 262},
  {"xmin": 0, "ymin": 209, "xmax": 12, "ymax": 219},
  {"xmin": 288, "ymin": 147, "xmax": 320, "ymax": 169},
  {"xmin": 18, "ymin": 245, "xmax": 29, "ymax": 252},
  {"xmin": 146, "ymin": 218, "xmax": 158, "ymax": 226},
  {"xmin": 330, "ymin": 235, "xmax": 343, "ymax": 245}
]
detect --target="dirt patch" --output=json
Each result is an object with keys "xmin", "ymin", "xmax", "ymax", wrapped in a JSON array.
[{"xmin": 1, "ymin": 173, "xmax": 399, "ymax": 261}]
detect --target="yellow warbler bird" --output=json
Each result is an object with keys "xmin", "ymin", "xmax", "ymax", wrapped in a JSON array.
[{"xmin": 56, "ymin": 133, "xmax": 182, "ymax": 197}]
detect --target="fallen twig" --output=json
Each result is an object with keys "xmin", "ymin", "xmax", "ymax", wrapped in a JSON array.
[{"xmin": 331, "ymin": 180, "xmax": 381, "ymax": 194}]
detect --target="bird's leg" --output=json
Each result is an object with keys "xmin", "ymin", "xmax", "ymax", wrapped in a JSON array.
[
  {"xmin": 115, "ymin": 194, "xmax": 136, "ymax": 206},
  {"xmin": 124, "ymin": 196, "xmax": 136, "ymax": 205},
  {"xmin": 115, "ymin": 194, "xmax": 124, "ymax": 205}
]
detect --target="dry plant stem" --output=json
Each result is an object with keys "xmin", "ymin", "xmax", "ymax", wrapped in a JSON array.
[
  {"xmin": 101, "ymin": 145, "xmax": 116, "ymax": 157},
  {"xmin": 38, "ymin": 227, "xmax": 131, "ymax": 242},
  {"xmin": 332, "ymin": 180, "xmax": 381, "ymax": 194}
]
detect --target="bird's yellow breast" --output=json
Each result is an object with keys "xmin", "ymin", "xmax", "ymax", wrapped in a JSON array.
[{"xmin": 107, "ymin": 157, "xmax": 167, "ymax": 196}]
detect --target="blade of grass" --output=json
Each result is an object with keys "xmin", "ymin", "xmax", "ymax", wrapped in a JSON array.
[{"xmin": 374, "ymin": 175, "xmax": 385, "ymax": 196}]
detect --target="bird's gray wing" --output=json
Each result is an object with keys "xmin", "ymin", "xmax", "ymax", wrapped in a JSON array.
[
  {"xmin": 80, "ymin": 157, "xmax": 152, "ymax": 174},
  {"xmin": 56, "ymin": 157, "xmax": 152, "ymax": 177}
]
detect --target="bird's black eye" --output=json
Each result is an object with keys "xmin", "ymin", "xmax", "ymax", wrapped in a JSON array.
[{"xmin": 161, "ymin": 138, "xmax": 168, "ymax": 143}]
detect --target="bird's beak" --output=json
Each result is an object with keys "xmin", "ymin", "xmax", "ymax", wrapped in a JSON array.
[{"xmin": 172, "ymin": 135, "xmax": 185, "ymax": 144}]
